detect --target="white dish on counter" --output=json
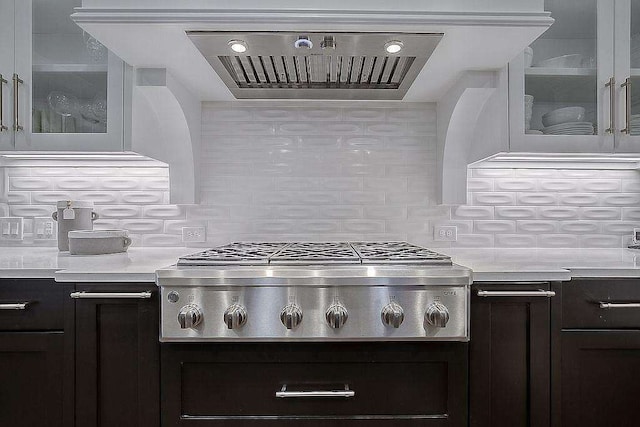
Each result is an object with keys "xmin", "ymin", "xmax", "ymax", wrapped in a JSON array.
[{"xmin": 68, "ymin": 229, "xmax": 132, "ymax": 256}]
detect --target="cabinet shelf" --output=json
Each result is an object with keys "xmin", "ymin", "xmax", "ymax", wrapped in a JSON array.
[
  {"xmin": 525, "ymin": 72, "xmax": 597, "ymax": 103},
  {"xmin": 33, "ymin": 64, "xmax": 108, "ymax": 73},
  {"xmin": 525, "ymin": 67, "xmax": 597, "ymax": 77}
]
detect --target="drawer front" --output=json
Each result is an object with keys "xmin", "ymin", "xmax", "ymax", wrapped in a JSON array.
[
  {"xmin": 162, "ymin": 343, "xmax": 468, "ymax": 426},
  {"xmin": 563, "ymin": 279, "xmax": 640, "ymax": 329},
  {"xmin": 0, "ymin": 279, "xmax": 64, "ymax": 330}
]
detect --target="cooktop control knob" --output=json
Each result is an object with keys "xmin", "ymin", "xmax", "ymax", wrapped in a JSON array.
[
  {"xmin": 425, "ymin": 302, "xmax": 450, "ymax": 328},
  {"xmin": 223, "ymin": 304, "xmax": 248, "ymax": 329},
  {"xmin": 381, "ymin": 301, "xmax": 405, "ymax": 328},
  {"xmin": 177, "ymin": 304, "xmax": 203, "ymax": 329},
  {"xmin": 325, "ymin": 303, "xmax": 348, "ymax": 329},
  {"xmin": 280, "ymin": 303, "xmax": 303, "ymax": 329}
]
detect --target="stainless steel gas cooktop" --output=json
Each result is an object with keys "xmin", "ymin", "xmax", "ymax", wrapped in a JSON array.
[
  {"xmin": 157, "ymin": 241, "xmax": 471, "ymax": 342},
  {"xmin": 176, "ymin": 241, "xmax": 452, "ymax": 266}
]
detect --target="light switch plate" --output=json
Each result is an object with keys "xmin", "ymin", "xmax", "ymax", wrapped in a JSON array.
[
  {"xmin": 0, "ymin": 217, "xmax": 24, "ymax": 241},
  {"xmin": 34, "ymin": 217, "xmax": 57, "ymax": 240}
]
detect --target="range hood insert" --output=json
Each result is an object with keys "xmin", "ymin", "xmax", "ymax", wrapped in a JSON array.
[{"xmin": 187, "ymin": 31, "xmax": 443, "ymax": 100}]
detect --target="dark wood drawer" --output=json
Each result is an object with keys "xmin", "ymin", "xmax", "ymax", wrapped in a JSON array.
[
  {"xmin": 162, "ymin": 343, "xmax": 468, "ymax": 426},
  {"xmin": 562, "ymin": 278, "xmax": 640, "ymax": 329},
  {"xmin": 0, "ymin": 279, "xmax": 64, "ymax": 331}
]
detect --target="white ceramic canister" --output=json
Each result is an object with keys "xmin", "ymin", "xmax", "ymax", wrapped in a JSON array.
[
  {"xmin": 68, "ymin": 229, "xmax": 132, "ymax": 255},
  {"xmin": 52, "ymin": 200, "xmax": 99, "ymax": 251}
]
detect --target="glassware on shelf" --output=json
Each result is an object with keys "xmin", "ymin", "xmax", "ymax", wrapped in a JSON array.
[
  {"xmin": 83, "ymin": 31, "xmax": 107, "ymax": 63},
  {"xmin": 47, "ymin": 91, "xmax": 79, "ymax": 133},
  {"xmin": 524, "ymin": 94, "xmax": 534, "ymax": 130}
]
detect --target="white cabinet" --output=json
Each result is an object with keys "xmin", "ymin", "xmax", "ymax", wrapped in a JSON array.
[
  {"xmin": 509, "ymin": 0, "xmax": 640, "ymax": 153},
  {"xmin": 0, "ymin": 0, "xmax": 124, "ymax": 151}
]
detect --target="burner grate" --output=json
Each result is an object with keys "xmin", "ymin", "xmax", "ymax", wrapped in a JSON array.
[
  {"xmin": 270, "ymin": 242, "xmax": 360, "ymax": 264},
  {"xmin": 177, "ymin": 242, "xmax": 287, "ymax": 266},
  {"xmin": 351, "ymin": 241, "xmax": 451, "ymax": 264}
]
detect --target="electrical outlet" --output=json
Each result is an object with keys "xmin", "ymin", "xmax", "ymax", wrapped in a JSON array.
[
  {"xmin": 434, "ymin": 225, "xmax": 458, "ymax": 242},
  {"xmin": 0, "ymin": 217, "xmax": 24, "ymax": 241},
  {"xmin": 634, "ymin": 228, "xmax": 640, "ymax": 244},
  {"xmin": 182, "ymin": 226, "xmax": 206, "ymax": 243},
  {"xmin": 34, "ymin": 217, "xmax": 57, "ymax": 240}
]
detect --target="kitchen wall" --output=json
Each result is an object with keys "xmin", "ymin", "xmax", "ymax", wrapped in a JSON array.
[
  {"xmin": 1, "ymin": 101, "xmax": 639, "ymax": 248},
  {"xmin": 196, "ymin": 101, "xmax": 444, "ymax": 247},
  {"xmin": 452, "ymin": 167, "xmax": 640, "ymax": 248},
  {"xmin": 0, "ymin": 157, "xmax": 186, "ymax": 247}
]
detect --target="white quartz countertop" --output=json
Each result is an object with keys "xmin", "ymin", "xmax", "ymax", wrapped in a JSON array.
[
  {"xmin": 0, "ymin": 247, "xmax": 193, "ymax": 282},
  {"xmin": 0, "ymin": 247, "xmax": 638, "ymax": 283},
  {"xmin": 441, "ymin": 248, "xmax": 640, "ymax": 282}
]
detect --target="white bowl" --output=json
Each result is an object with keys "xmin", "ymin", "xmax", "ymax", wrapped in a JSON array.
[
  {"xmin": 536, "ymin": 54, "xmax": 585, "ymax": 68},
  {"xmin": 524, "ymin": 47, "xmax": 533, "ymax": 68},
  {"xmin": 542, "ymin": 106, "xmax": 586, "ymax": 127}
]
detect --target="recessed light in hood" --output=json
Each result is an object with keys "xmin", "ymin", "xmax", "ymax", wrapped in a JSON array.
[
  {"xmin": 228, "ymin": 40, "xmax": 248, "ymax": 53},
  {"xmin": 188, "ymin": 31, "xmax": 442, "ymax": 100},
  {"xmin": 384, "ymin": 40, "xmax": 404, "ymax": 54}
]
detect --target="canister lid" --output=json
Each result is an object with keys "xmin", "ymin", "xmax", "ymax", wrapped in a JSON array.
[
  {"xmin": 68, "ymin": 229, "xmax": 128, "ymax": 239},
  {"xmin": 56, "ymin": 200, "xmax": 95, "ymax": 209}
]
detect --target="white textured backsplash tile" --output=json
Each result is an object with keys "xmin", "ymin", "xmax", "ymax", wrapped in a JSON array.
[
  {"xmin": 0, "ymin": 162, "xmax": 172, "ymax": 247},
  {"xmin": 460, "ymin": 167, "xmax": 640, "ymax": 248}
]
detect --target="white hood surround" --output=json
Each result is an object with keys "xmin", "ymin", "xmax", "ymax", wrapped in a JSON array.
[{"xmin": 71, "ymin": 1, "xmax": 553, "ymax": 102}]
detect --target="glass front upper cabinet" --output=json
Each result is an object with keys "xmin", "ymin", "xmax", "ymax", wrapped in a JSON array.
[
  {"xmin": 12, "ymin": 0, "xmax": 124, "ymax": 151},
  {"xmin": 509, "ymin": 0, "xmax": 615, "ymax": 153}
]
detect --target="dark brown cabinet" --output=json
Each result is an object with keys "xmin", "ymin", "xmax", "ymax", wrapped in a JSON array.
[
  {"xmin": 162, "ymin": 342, "xmax": 469, "ymax": 427},
  {"xmin": 555, "ymin": 278, "xmax": 640, "ymax": 427},
  {"xmin": 0, "ymin": 332, "xmax": 65, "ymax": 426},
  {"xmin": 0, "ymin": 279, "xmax": 74, "ymax": 427},
  {"xmin": 469, "ymin": 283, "xmax": 554, "ymax": 427},
  {"xmin": 74, "ymin": 284, "xmax": 160, "ymax": 427}
]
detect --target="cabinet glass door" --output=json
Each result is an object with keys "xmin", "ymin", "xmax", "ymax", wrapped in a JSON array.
[
  {"xmin": 13, "ymin": 0, "xmax": 123, "ymax": 151},
  {"xmin": 509, "ymin": 0, "xmax": 615, "ymax": 152},
  {"xmin": 628, "ymin": 0, "xmax": 640, "ymax": 136},
  {"xmin": 526, "ymin": 0, "xmax": 599, "ymax": 136}
]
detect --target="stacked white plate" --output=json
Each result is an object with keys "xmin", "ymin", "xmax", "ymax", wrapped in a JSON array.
[
  {"xmin": 631, "ymin": 114, "xmax": 640, "ymax": 134},
  {"xmin": 542, "ymin": 122, "xmax": 594, "ymax": 135}
]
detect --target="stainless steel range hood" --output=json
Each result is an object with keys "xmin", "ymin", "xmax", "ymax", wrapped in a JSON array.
[{"xmin": 187, "ymin": 32, "xmax": 442, "ymax": 100}]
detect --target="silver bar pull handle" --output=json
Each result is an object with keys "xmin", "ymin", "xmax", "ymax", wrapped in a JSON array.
[
  {"xmin": 0, "ymin": 74, "xmax": 7, "ymax": 131},
  {"xmin": 477, "ymin": 290, "xmax": 556, "ymax": 298},
  {"xmin": 621, "ymin": 77, "xmax": 632, "ymax": 134},
  {"xmin": 0, "ymin": 302, "xmax": 30, "ymax": 310},
  {"xmin": 70, "ymin": 291, "xmax": 152, "ymax": 299},
  {"xmin": 276, "ymin": 385, "xmax": 354, "ymax": 399},
  {"xmin": 599, "ymin": 302, "xmax": 640, "ymax": 309},
  {"xmin": 605, "ymin": 76, "xmax": 615, "ymax": 134},
  {"xmin": 12, "ymin": 73, "xmax": 23, "ymax": 132}
]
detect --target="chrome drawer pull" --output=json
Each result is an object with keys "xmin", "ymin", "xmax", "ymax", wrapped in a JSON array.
[
  {"xmin": 599, "ymin": 302, "xmax": 640, "ymax": 309},
  {"xmin": 0, "ymin": 302, "xmax": 30, "ymax": 310},
  {"xmin": 70, "ymin": 291, "xmax": 152, "ymax": 299},
  {"xmin": 276, "ymin": 384, "xmax": 355, "ymax": 399},
  {"xmin": 477, "ymin": 290, "xmax": 556, "ymax": 298}
]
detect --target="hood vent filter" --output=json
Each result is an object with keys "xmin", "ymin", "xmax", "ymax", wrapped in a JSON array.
[{"xmin": 188, "ymin": 32, "xmax": 442, "ymax": 100}]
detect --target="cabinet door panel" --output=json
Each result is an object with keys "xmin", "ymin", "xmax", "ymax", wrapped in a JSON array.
[
  {"xmin": 561, "ymin": 331, "xmax": 640, "ymax": 427},
  {"xmin": 75, "ymin": 285, "xmax": 159, "ymax": 427},
  {"xmin": 0, "ymin": 0, "xmax": 14, "ymax": 149},
  {"xmin": 470, "ymin": 284, "xmax": 551, "ymax": 427},
  {"xmin": 509, "ymin": 0, "xmax": 615, "ymax": 153},
  {"xmin": 0, "ymin": 332, "xmax": 64, "ymax": 427},
  {"xmin": 13, "ymin": 0, "xmax": 123, "ymax": 151}
]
